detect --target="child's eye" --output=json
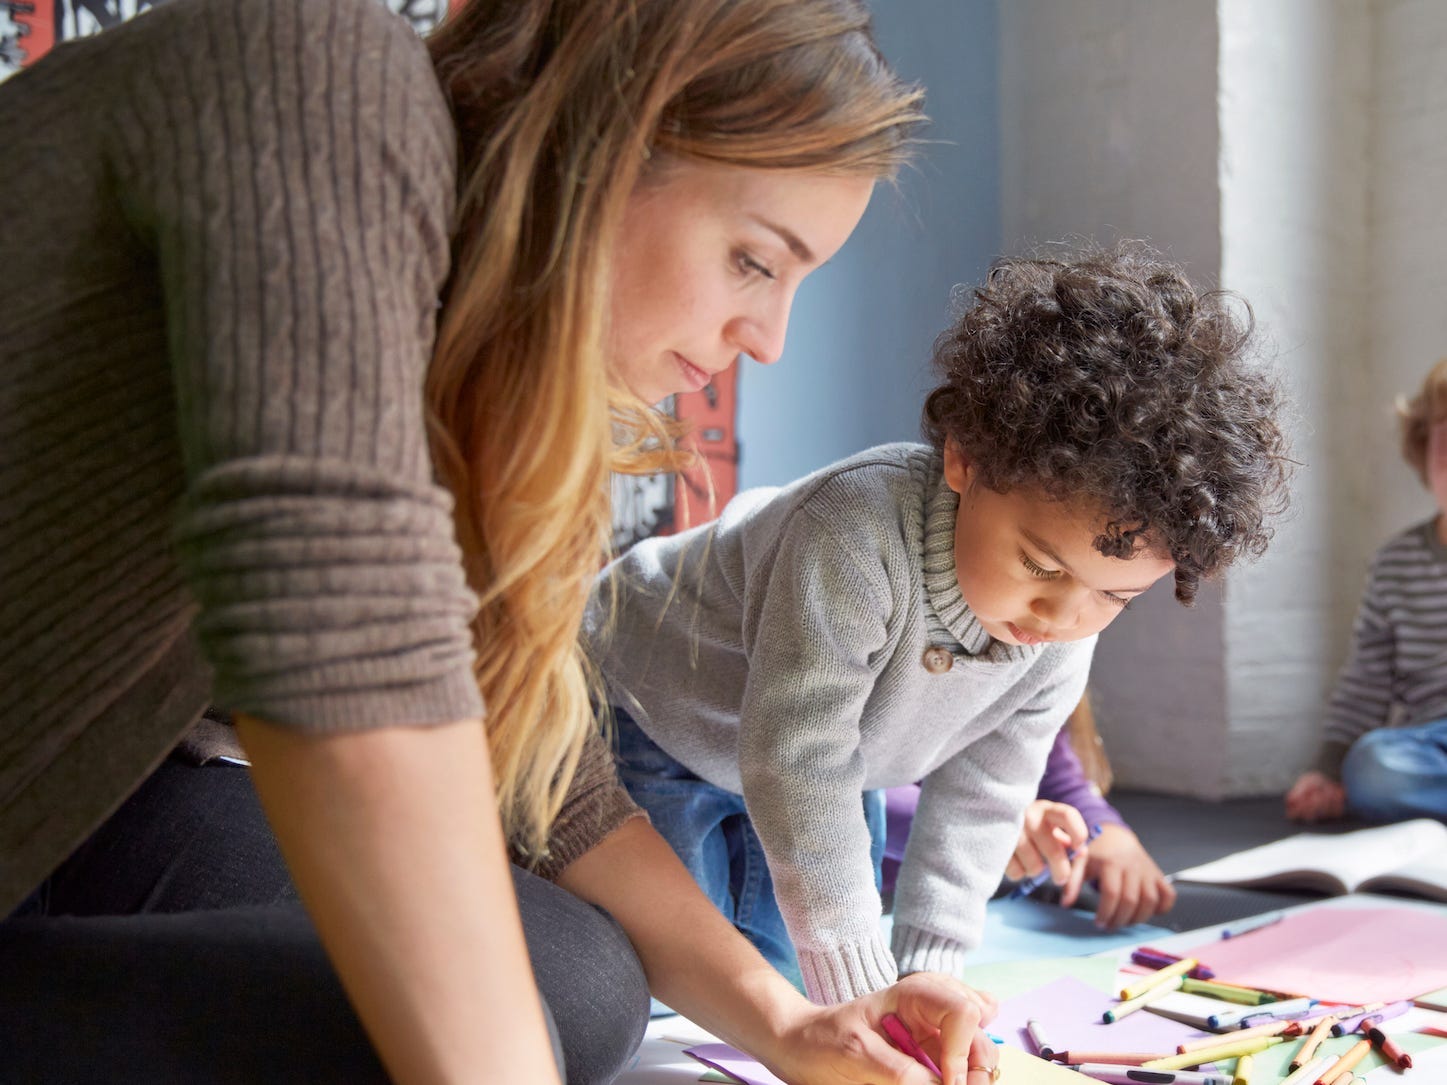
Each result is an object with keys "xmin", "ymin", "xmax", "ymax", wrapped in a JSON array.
[
  {"xmin": 1020, "ymin": 553, "xmax": 1060, "ymax": 579},
  {"xmin": 734, "ymin": 250, "xmax": 777, "ymax": 281},
  {"xmin": 1101, "ymin": 592, "xmax": 1132, "ymax": 610}
]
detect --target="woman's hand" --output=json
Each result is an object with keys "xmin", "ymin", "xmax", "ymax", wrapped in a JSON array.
[
  {"xmin": 1284, "ymin": 770, "xmax": 1346, "ymax": 822},
  {"xmin": 766, "ymin": 972, "xmax": 1001, "ymax": 1085},
  {"xmin": 1006, "ymin": 799, "xmax": 1088, "ymax": 888},
  {"xmin": 1075, "ymin": 823, "xmax": 1175, "ymax": 928}
]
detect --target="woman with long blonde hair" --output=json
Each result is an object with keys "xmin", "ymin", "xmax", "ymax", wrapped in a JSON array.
[{"xmin": 0, "ymin": 0, "xmax": 999, "ymax": 1081}]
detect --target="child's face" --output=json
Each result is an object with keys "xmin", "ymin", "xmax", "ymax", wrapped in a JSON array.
[
  {"xmin": 943, "ymin": 444, "xmax": 1176, "ymax": 646},
  {"xmin": 1428, "ymin": 420, "xmax": 1447, "ymax": 514},
  {"xmin": 607, "ymin": 161, "xmax": 875, "ymax": 406}
]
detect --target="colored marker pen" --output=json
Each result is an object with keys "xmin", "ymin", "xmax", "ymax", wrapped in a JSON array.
[
  {"xmin": 1071, "ymin": 1065, "xmax": 1233, "ymax": 1085},
  {"xmin": 1220, "ymin": 913, "xmax": 1284, "ymax": 940},
  {"xmin": 1132, "ymin": 948, "xmax": 1215, "ymax": 980},
  {"xmin": 880, "ymin": 1013, "xmax": 942, "ymax": 1078}
]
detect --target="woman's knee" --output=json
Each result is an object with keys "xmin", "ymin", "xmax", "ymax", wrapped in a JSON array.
[{"xmin": 513, "ymin": 866, "xmax": 648, "ymax": 1084}]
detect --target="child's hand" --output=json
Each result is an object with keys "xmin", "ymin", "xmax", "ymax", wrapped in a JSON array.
[
  {"xmin": 1284, "ymin": 770, "xmax": 1346, "ymax": 822},
  {"xmin": 770, "ymin": 971, "xmax": 1000, "ymax": 1085},
  {"xmin": 1007, "ymin": 799, "xmax": 1088, "ymax": 889},
  {"xmin": 1077, "ymin": 823, "xmax": 1175, "ymax": 928}
]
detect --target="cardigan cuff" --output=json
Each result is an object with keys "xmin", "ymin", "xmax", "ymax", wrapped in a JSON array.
[
  {"xmin": 796, "ymin": 930, "xmax": 899, "ymax": 1005},
  {"xmin": 891, "ymin": 922, "xmax": 969, "ymax": 981}
]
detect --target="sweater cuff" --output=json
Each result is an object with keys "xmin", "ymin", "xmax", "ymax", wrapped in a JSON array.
[
  {"xmin": 796, "ymin": 930, "xmax": 898, "ymax": 1005},
  {"xmin": 891, "ymin": 922, "xmax": 969, "ymax": 981},
  {"xmin": 1312, "ymin": 740, "xmax": 1353, "ymax": 780}
]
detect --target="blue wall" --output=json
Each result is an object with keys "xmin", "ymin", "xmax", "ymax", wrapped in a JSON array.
[{"xmin": 737, "ymin": 1, "xmax": 1001, "ymax": 489}]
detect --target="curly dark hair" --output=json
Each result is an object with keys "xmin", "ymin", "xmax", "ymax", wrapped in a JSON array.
[{"xmin": 922, "ymin": 242, "xmax": 1292, "ymax": 606}]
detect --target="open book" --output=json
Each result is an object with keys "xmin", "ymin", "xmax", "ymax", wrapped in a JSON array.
[{"xmin": 1172, "ymin": 818, "xmax": 1447, "ymax": 902}]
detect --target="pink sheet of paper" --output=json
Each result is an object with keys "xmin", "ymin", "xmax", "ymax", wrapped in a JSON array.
[
  {"xmin": 990, "ymin": 975, "xmax": 1214, "ymax": 1061},
  {"xmin": 1180, "ymin": 906, "xmax": 1447, "ymax": 1005}
]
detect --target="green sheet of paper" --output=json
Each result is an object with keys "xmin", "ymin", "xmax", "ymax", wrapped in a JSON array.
[{"xmin": 962, "ymin": 954, "xmax": 1118, "ymax": 1001}]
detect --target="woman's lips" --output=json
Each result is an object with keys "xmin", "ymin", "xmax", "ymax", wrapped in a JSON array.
[{"xmin": 673, "ymin": 352, "xmax": 712, "ymax": 393}]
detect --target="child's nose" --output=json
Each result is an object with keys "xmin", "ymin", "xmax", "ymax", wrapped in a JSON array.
[{"xmin": 1030, "ymin": 588, "xmax": 1083, "ymax": 631}]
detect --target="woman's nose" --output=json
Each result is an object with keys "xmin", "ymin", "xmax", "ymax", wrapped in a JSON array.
[{"xmin": 727, "ymin": 291, "xmax": 794, "ymax": 366}]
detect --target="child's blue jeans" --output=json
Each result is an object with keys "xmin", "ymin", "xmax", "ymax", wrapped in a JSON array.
[
  {"xmin": 1341, "ymin": 716, "xmax": 1447, "ymax": 823},
  {"xmin": 611, "ymin": 706, "xmax": 887, "ymax": 992}
]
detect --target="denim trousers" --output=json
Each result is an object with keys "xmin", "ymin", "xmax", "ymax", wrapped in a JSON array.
[
  {"xmin": 1341, "ymin": 716, "xmax": 1447, "ymax": 823},
  {"xmin": 2, "ymin": 752, "xmax": 647, "ymax": 1084},
  {"xmin": 611, "ymin": 705, "xmax": 886, "ymax": 991}
]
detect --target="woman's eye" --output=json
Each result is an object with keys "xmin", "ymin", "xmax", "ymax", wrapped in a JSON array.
[
  {"xmin": 734, "ymin": 250, "xmax": 776, "ymax": 281},
  {"xmin": 1020, "ymin": 553, "xmax": 1059, "ymax": 579},
  {"xmin": 1102, "ymin": 592, "xmax": 1132, "ymax": 610}
]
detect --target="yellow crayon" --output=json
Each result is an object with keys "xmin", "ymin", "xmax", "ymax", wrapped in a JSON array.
[
  {"xmin": 1103, "ymin": 975, "xmax": 1184, "ymax": 1023},
  {"xmin": 1320, "ymin": 1039, "xmax": 1372, "ymax": 1085},
  {"xmin": 1232, "ymin": 1053, "xmax": 1254, "ymax": 1085},
  {"xmin": 1120, "ymin": 957, "xmax": 1198, "ymax": 1002},
  {"xmin": 1289, "ymin": 1015, "xmax": 1337, "ymax": 1070},
  {"xmin": 1140, "ymin": 1034, "xmax": 1284, "ymax": 1071}
]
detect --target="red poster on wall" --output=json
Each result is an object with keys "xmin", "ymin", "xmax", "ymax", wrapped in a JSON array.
[
  {"xmin": 2, "ymin": 1, "xmax": 459, "ymax": 79},
  {"xmin": 611, "ymin": 374, "xmax": 742, "ymax": 552}
]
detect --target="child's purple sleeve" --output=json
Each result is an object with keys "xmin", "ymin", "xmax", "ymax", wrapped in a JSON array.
[{"xmin": 1036, "ymin": 728, "xmax": 1127, "ymax": 830}]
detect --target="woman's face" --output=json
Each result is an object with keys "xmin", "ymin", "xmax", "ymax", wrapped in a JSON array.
[{"xmin": 608, "ymin": 161, "xmax": 875, "ymax": 405}]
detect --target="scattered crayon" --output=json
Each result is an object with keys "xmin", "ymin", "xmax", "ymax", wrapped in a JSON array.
[
  {"xmin": 1104, "ymin": 975, "xmax": 1185, "ymax": 1023},
  {"xmin": 1231, "ymin": 1053, "xmax": 1253, "ymax": 1085},
  {"xmin": 1319, "ymin": 1038, "xmax": 1371, "ymax": 1084},
  {"xmin": 1047, "ymin": 1051, "xmax": 1163, "ymax": 1066},
  {"xmin": 1140, "ymin": 1035, "xmax": 1284, "ymax": 1071},
  {"xmin": 1071, "ymin": 1065, "xmax": 1233, "ymax": 1085},
  {"xmin": 1179, "ymin": 1019, "xmax": 1293, "ymax": 1053},
  {"xmin": 1025, "ymin": 1018, "xmax": 1053, "ymax": 1059},
  {"xmin": 1211, "ymin": 996, "xmax": 1316, "ymax": 1030},
  {"xmin": 1121, "ymin": 958, "xmax": 1198, "ymax": 1002},
  {"xmin": 1365, "ymin": 1024, "xmax": 1413, "ymax": 1070},
  {"xmin": 1331, "ymin": 1002, "xmax": 1385, "ymax": 1036},
  {"xmin": 1279, "ymin": 1054, "xmax": 1336, "ymax": 1085},
  {"xmin": 1180, "ymin": 977, "xmax": 1277, "ymax": 1005},
  {"xmin": 1288, "ymin": 1014, "xmax": 1337, "ymax": 1070},
  {"xmin": 1133, "ymin": 947, "xmax": 1216, "ymax": 980},
  {"xmin": 1220, "ymin": 913, "xmax": 1285, "ymax": 939}
]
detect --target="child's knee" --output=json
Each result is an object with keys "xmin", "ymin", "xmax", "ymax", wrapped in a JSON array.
[{"xmin": 1341, "ymin": 731, "xmax": 1419, "ymax": 820}]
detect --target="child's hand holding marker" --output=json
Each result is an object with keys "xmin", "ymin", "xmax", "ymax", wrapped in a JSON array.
[{"xmin": 1007, "ymin": 811, "xmax": 1101, "ymax": 901}]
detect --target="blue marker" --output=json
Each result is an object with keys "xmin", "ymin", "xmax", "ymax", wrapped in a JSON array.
[{"xmin": 1008, "ymin": 823, "xmax": 1103, "ymax": 900}]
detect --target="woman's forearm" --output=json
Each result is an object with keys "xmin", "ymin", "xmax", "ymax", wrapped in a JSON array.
[
  {"xmin": 558, "ymin": 818, "xmax": 808, "ymax": 1052},
  {"xmin": 236, "ymin": 713, "xmax": 561, "ymax": 1085}
]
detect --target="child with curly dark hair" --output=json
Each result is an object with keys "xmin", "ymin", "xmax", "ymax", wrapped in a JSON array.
[{"xmin": 587, "ymin": 242, "xmax": 1291, "ymax": 1005}]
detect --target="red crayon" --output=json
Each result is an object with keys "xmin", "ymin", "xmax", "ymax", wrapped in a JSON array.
[{"xmin": 1365, "ymin": 1024, "xmax": 1413, "ymax": 1070}]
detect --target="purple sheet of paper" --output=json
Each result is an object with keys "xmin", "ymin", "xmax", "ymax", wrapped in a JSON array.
[
  {"xmin": 685, "ymin": 1043, "xmax": 785, "ymax": 1085},
  {"xmin": 1178, "ymin": 906, "xmax": 1447, "ymax": 1005},
  {"xmin": 990, "ymin": 975, "xmax": 1215, "ymax": 1062}
]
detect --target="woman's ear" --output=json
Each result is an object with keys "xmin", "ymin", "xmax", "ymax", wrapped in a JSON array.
[{"xmin": 942, "ymin": 439, "xmax": 973, "ymax": 496}]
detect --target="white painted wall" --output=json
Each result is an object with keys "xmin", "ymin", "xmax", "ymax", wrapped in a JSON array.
[
  {"xmin": 1217, "ymin": 0, "xmax": 1372, "ymax": 793},
  {"xmin": 1367, "ymin": 1, "xmax": 1447, "ymax": 535},
  {"xmin": 999, "ymin": 0, "xmax": 1230, "ymax": 793},
  {"xmin": 1001, "ymin": 0, "xmax": 1447, "ymax": 797}
]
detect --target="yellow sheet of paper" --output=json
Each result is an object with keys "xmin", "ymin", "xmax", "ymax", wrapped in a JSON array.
[{"xmin": 998, "ymin": 1044, "xmax": 1087, "ymax": 1083}]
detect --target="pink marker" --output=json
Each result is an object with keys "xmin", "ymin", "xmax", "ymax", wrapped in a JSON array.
[{"xmin": 881, "ymin": 1013, "xmax": 943, "ymax": 1078}]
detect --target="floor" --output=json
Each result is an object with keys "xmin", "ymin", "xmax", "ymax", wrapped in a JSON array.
[{"xmin": 1105, "ymin": 788, "xmax": 1378, "ymax": 930}]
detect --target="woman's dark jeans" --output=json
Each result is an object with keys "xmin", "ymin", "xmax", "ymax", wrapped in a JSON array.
[{"xmin": 1, "ymin": 755, "xmax": 648, "ymax": 1084}]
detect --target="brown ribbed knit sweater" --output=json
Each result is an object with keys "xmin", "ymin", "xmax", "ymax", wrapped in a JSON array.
[{"xmin": 0, "ymin": 0, "xmax": 636, "ymax": 912}]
